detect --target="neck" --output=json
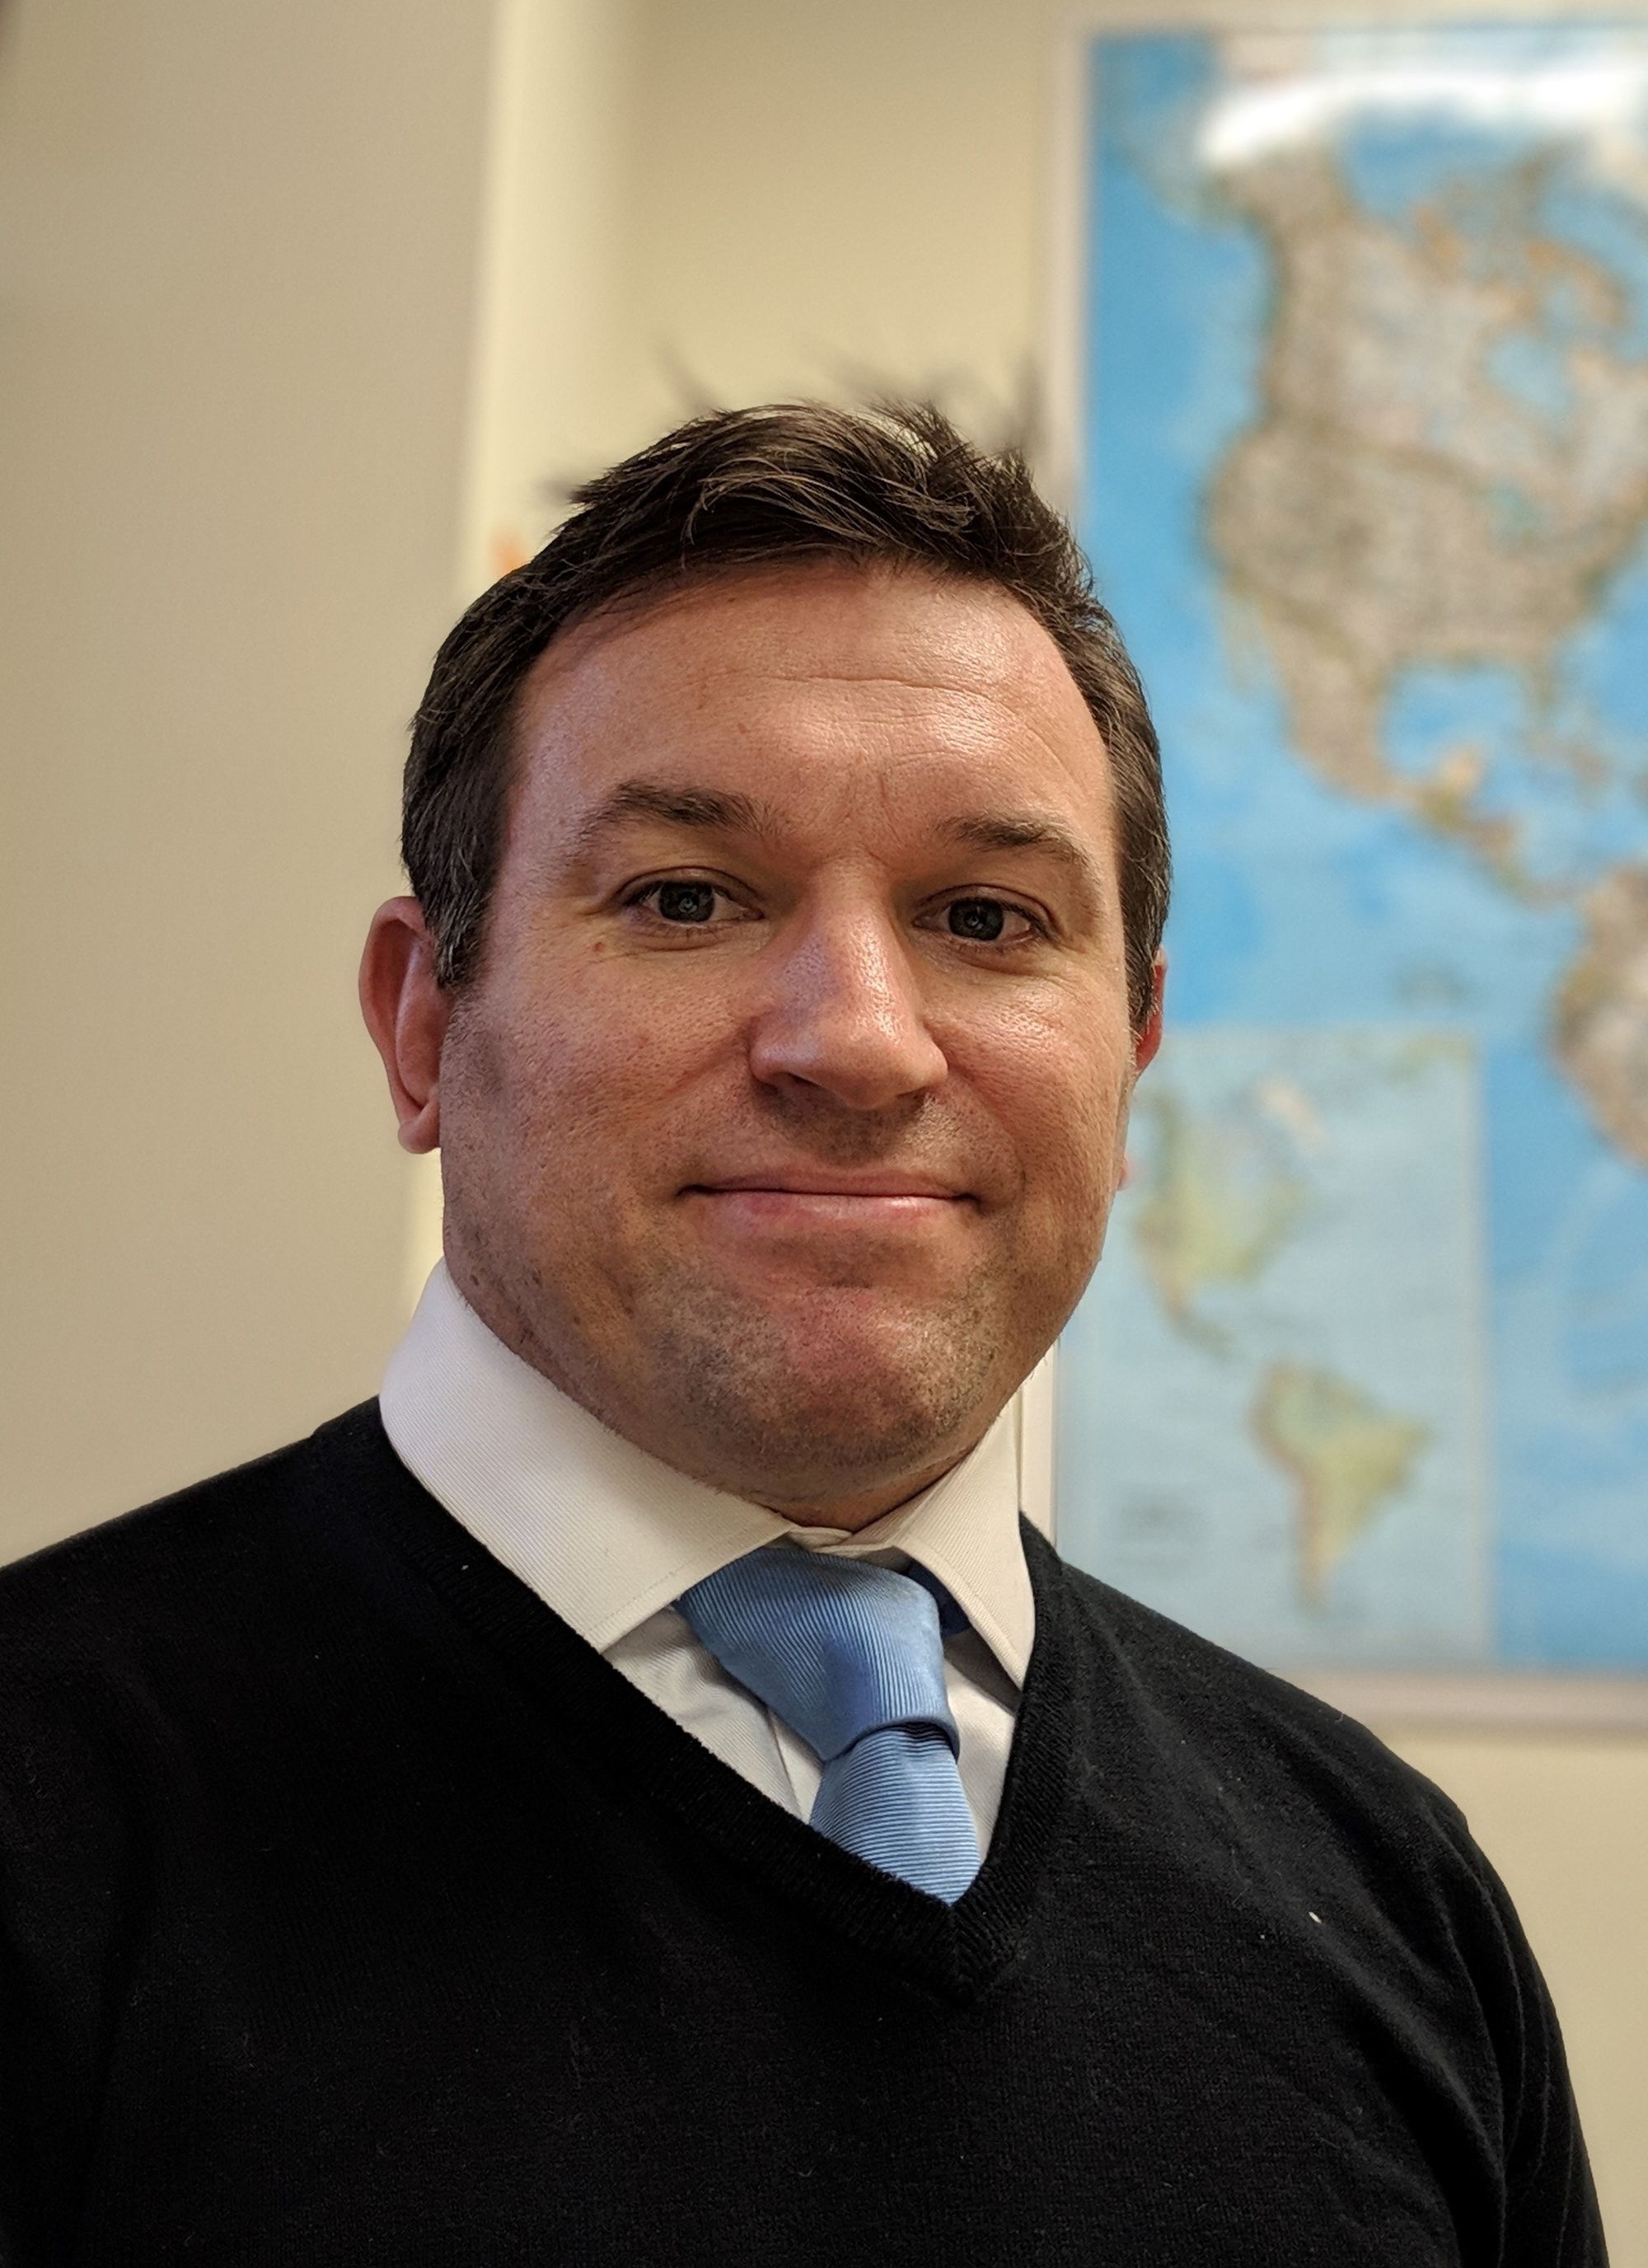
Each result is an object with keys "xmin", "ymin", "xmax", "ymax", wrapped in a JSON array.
[{"xmin": 749, "ymin": 1448, "xmax": 978, "ymax": 1532}]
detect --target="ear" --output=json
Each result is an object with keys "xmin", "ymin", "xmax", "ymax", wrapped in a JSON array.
[
  {"xmin": 1117, "ymin": 954, "xmax": 1167, "ymax": 1192},
  {"xmin": 1133, "ymin": 950, "xmax": 1167, "ymax": 1077},
  {"xmin": 358, "ymin": 897, "xmax": 453, "ymax": 1154}
]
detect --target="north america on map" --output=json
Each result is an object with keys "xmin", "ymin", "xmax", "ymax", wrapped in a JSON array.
[{"xmin": 1207, "ymin": 130, "xmax": 1648, "ymax": 1169}]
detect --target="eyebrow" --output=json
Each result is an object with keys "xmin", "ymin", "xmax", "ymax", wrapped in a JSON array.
[
  {"xmin": 937, "ymin": 809, "xmax": 1107, "ymax": 913},
  {"xmin": 568, "ymin": 780, "xmax": 783, "ymax": 863}
]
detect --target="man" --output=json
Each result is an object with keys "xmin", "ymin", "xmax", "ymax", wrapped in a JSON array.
[{"xmin": 0, "ymin": 404, "xmax": 1604, "ymax": 2263}]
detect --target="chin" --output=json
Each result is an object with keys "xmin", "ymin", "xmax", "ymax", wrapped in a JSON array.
[{"xmin": 648, "ymin": 1300, "xmax": 1008, "ymax": 1496}]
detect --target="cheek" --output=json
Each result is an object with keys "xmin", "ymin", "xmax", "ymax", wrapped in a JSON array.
[
  {"xmin": 465, "ymin": 950, "xmax": 735, "ymax": 1161},
  {"xmin": 961, "ymin": 994, "xmax": 1134, "ymax": 1193}
]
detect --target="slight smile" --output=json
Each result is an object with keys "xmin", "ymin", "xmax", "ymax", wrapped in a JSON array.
[{"xmin": 684, "ymin": 1174, "xmax": 975, "ymax": 1228}]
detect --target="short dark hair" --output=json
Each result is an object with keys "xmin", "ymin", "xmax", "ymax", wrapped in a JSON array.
[{"xmin": 403, "ymin": 401, "xmax": 1169, "ymax": 1026}]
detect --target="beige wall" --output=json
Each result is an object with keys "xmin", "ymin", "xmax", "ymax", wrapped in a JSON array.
[
  {"xmin": 6, "ymin": 0, "xmax": 1644, "ymax": 2251},
  {"xmin": 2, "ymin": 0, "xmax": 494, "ymax": 1553}
]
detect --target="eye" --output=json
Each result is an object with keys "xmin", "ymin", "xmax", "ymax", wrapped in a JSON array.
[
  {"xmin": 652, "ymin": 879, "xmax": 719, "ymax": 925},
  {"xmin": 947, "ymin": 897, "xmax": 1007, "ymax": 943},
  {"xmin": 625, "ymin": 870, "xmax": 761, "ymax": 934},
  {"xmin": 937, "ymin": 897, "xmax": 1043, "ymax": 946},
  {"xmin": 620, "ymin": 875, "xmax": 743, "ymax": 930}
]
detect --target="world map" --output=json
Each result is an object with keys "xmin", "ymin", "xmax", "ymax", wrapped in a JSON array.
[{"xmin": 1056, "ymin": 26, "xmax": 1648, "ymax": 1671}]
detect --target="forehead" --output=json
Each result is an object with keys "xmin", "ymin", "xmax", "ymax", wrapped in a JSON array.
[{"xmin": 508, "ymin": 561, "xmax": 1116, "ymax": 841}]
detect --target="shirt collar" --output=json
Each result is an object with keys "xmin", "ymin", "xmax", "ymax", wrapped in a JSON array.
[{"xmin": 379, "ymin": 1262, "xmax": 1034, "ymax": 1687}]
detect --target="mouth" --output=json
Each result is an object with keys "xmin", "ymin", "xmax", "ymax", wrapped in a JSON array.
[
  {"xmin": 689, "ymin": 1172, "xmax": 971, "ymax": 1200},
  {"xmin": 682, "ymin": 1175, "xmax": 976, "ymax": 1231}
]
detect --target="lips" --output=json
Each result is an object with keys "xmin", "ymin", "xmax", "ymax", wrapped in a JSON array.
[
  {"xmin": 691, "ymin": 1171, "xmax": 968, "ymax": 1199},
  {"xmin": 681, "ymin": 1173, "xmax": 976, "ymax": 1239}
]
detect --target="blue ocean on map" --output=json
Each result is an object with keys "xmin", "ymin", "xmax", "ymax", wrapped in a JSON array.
[{"xmin": 1055, "ymin": 25, "xmax": 1648, "ymax": 1669}]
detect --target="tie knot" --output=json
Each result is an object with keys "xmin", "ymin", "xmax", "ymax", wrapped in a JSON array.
[{"xmin": 677, "ymin": 1547, "xmax": 959, "ymax": 1765}]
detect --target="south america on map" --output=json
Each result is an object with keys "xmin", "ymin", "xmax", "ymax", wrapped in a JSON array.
[{"xmin": 1056, "ymin": 26, "xmax": 1648, "ymax": 1671}]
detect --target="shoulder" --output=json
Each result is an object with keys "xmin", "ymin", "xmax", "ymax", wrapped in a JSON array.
[
  {"xmin": 0, "ymin": 1403, "xmax": 384, "ymax": 1610},
  {"xmin": 0, "ymin": 1403, "xmax": 405, "ymax": 1909},
  {"xmin": 0, "ymin": 1404, "xmax": 405, "ymax": 2093},
  {"xmin": 1041, "ymin": 1538, "xmax": 1543, "ymax": 2031},
  {"xmin": 1042, "ymin": 1538, "xmax": 1486, "ymax": 1883},
  {"xmin": 3, "ymin": 1430, "xmax": 309, "ymax": 1611},
  {"xmin": 0, "ymin": 1402, "xmax": 393, "ymax": 1701},
  {"xmin": 1041, "ymin": 1548, "xmax": 1600, "ymax": 2248}
]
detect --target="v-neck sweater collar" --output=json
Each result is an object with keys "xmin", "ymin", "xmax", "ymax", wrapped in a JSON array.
[{"xmin": 323, "ymin": 1402, "xmax": 1079, "ymax": 2001}]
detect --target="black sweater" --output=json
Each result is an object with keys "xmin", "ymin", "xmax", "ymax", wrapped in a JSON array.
[{"xmin": 0, "ymin": 1403, "xmax": 1604, "ymax": 2266}]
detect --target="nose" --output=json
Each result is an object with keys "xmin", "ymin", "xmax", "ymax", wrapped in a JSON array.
[{"xmin": 745, "ymin": 902, "xmax": 948, "ymax": 1110}]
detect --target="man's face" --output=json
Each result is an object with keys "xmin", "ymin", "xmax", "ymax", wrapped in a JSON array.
[{"xmin": 424, "ymin": 561, "xmax": 1159, "ymax": 1521}]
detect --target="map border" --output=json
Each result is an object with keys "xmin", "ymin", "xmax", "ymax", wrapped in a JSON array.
[{"xmin": 1037, "ymin": 8, "xmax": 1648, "ymax": 1731}]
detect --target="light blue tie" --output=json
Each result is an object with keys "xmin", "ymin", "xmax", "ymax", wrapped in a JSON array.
[{"xmin": 677, "ymin": 1548, "xmax": 982, "ymax": 1904}]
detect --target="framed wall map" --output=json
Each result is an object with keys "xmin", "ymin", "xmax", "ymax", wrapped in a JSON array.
[{"xmin": 1051, "ymin": 21, "xmax": 1648, "ymax": 1718}]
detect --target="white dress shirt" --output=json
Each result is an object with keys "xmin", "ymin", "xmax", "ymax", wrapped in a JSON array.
[{"xmin": 379, "ymin": 1263, "xmax": 1034, "ymax": 1851}]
